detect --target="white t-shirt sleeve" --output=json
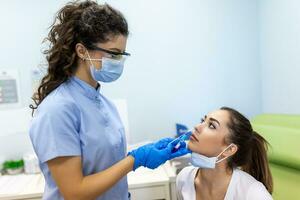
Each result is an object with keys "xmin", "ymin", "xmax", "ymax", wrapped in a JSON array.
[
  {"xmin": 176, "ymin": 168, "xmax": 186, "ymax": 200},
  {"xmin": 247, "ymin": 181, "xmax": 273, "ymax": 200},
  {"xmin": 176, "ymin": 166, "xmax": 196, "ymax": 200}
]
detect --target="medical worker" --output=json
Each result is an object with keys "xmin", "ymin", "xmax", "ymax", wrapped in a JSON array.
[{"xmin": 29, "ymin": 1, "xmax": 189, "ymax": 199}]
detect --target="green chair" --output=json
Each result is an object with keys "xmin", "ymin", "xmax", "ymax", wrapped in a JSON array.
[{"xmin": 251, "ymin": 114, "xmax": 300, "ymax": 199}]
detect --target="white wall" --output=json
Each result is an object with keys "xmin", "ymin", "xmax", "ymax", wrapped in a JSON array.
[
  {"xmin": 0, "ymin": 0, "xmax": 262, "ymax": 160},
  {"xmin": 0, "ymin": 1, "xmax": 72, "ymax": 161},
  {"xmin": 104, "ymin": 0, "xmax": 261, "ymax": 143},
  {"xmin": 259, "ymin": 0, "xmax": 300, "ymax": 114}
]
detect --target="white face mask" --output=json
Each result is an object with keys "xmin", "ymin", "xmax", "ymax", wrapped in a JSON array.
[{"xmin": 191, "ymin": 144, "xmax": 234, "ymax": 169}]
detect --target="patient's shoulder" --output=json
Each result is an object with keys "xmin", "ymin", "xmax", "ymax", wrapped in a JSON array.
[
  {"xmin": 176, "ymin": 166, "xmax": 198, "ymax": 186},
  {"xmin": 178, "ymin": 166, "xmax": 197, "ymax": 178},
  {"xmin": 233, "ymin": 169, "xmax": 272, "ymax": 199}
]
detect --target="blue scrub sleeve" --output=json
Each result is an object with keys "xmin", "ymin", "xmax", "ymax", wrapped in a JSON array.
[{"xmin": 30, "ymin": 101, "xmax": 81, "ymax": 163}]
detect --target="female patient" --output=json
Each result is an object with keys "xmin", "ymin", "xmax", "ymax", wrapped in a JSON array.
[{"xmin": 176, "ymin": 107, "xmax": 273, "ymax": 200}]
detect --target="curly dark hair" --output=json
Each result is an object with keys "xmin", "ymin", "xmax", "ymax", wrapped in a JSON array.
[{"xmin": 30, "ymin": 0, "xmax": 129, "ymax": 114}]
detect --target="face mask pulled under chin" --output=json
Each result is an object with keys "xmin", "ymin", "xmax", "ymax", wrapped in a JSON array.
[{"xmin": 191, "ymin": 143, "xmax": 234, "ymax": 169}]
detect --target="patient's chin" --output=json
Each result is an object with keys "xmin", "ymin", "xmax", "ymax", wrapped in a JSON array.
[
  {"xmin": 187, "ymin": 141, "xmax": 202, "ymax": 153},
  {"xmin": 188, "ymin": 142, "xmax": 215, "ymax": 155}
]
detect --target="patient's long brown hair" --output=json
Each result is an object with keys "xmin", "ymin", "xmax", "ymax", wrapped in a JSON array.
[
  {"xmin": 30, "ymin": 0, "xmax": 128, "ymax": 114},
  {"xmin": 221, "ymin": 107, "xmax": 273, "ymax": 194}
]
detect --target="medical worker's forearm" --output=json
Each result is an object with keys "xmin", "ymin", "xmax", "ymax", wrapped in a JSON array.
[
  {"xmin": 48, "ymin": 156, "xmax": 134, "ymax": 200},
  {"xmin": 78, "ymin": 155, "xmax": 134, "ymax": 199}
]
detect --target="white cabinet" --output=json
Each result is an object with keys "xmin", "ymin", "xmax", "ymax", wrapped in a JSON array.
[{"xmin": 128, "ymin": 166, "xmax": 171, "ymax": 200}]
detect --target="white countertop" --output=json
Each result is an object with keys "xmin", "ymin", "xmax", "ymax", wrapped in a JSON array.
[
  {"xmin": 0, "ymin": 162, "xmax": 177, "ymax": 200},
  {"xmin": 0, "ymin": 174, "xmax": 44, "ymax": 200}
]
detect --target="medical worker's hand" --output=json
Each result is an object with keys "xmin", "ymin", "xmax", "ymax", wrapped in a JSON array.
[
  {"xmin": 144, "ymin": 137, "xmax": 191, "ymax": 169},
  {"xmin": 128, "ymin": 138, "xmax": 191, "ymax": 171},
  {"xmin": 128, "ymin": 143, "xmax": 154, "ymax": 171},
  {"xmin": 154, "ymin": 137, "xmax": 174, "ymax": 149}
]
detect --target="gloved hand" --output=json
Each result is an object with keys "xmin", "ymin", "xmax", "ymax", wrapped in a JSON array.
[
  {"xmin": 128, "ymin": 142, "xmax": 154, "ymax": 171},
  {"xmin": 128, "ymin": 137, "xmax": 191, "ymax": 171},
  {"xmin": 154, "ymin": 137, "xmax": 174, "ymax": 149},
  {"xmin": 144, "ymin": 137, "xmax": 191, "ymax": 169}
]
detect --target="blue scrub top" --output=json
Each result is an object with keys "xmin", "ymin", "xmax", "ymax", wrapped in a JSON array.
[{"xmin": 29, "ymin": 76, "xmax": 128, "ymax": 200}]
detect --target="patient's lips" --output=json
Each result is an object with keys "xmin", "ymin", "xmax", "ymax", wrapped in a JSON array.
[{"xmin": 190, "ymin": 133, "xmax": 199, "ymax": 142}]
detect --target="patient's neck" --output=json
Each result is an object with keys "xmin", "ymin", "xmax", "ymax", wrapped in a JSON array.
[{"xmin": 196, "ymin": 164, "xmax": 233, "ymax": 190}]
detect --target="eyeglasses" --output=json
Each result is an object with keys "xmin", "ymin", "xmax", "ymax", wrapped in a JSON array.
[{"xmin": 87, "ymin": 45, "xmax": 131, "ymax": 60}]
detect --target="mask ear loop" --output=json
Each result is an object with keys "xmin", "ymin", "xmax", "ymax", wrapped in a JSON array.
[
  {"xmin": 85, "ymin": 51, "xmax": 105, "ymax": 72},
  {"xmin": 86, "ymin": 51, "xmax": 102, "ymax": 62},
  {"xmin": 215, "ymin": 143, "xmax": 234, "ymax": 164}
]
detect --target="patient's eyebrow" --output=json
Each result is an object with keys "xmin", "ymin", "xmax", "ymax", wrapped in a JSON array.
[{"xmin": 205, "ymin": 115, "xmax": 220, "ymax": 126}]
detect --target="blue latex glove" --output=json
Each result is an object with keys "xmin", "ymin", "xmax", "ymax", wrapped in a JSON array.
[
  {"xmin": 154, "ymin": 137, "xmax": 174, "ymax": 149},
  {"xmin": 128, "ymin": 137, "xmax": 191, "ymax": 171},
  {"xmin": 128, "ymin": 143, "xmax": 154, "ymax": 171},
  {"xmin": 155, "ymin": 137, "xmax": 192, "ymax": 156},
  {"xmin": 144, "ymin": 137, "xmax": 191, "ymax": 169}
]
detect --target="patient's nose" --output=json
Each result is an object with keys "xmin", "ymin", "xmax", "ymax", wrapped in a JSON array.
[{"xmin": 194, "ymin": 124, "xmax": 203, "ymax": 134}]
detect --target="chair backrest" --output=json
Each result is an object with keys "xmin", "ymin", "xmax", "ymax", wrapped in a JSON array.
[{"xmin": 251, "ymin": 114, "xmax": 300, "ymax": 170}]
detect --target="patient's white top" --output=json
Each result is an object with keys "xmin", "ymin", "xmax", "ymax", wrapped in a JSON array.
[{"xmin": 176, "ymin": 166, "xmax": 272, "ymax": 200}]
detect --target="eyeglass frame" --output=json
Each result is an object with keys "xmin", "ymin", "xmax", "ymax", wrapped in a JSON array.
[{"xmin": 86, "ymin": 45, "xmax": 131, "ymax": 57}]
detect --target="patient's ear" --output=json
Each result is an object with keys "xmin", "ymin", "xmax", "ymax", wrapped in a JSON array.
[{"xmin": 223, "ymin": 144, "xmax": 238, "ymax": 157}]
